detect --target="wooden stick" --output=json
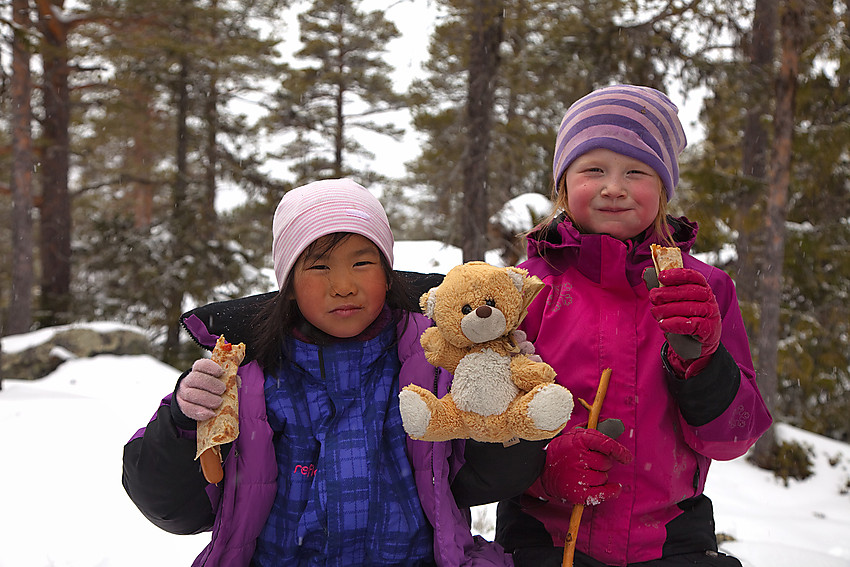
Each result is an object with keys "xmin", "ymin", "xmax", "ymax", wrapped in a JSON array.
[{"xmin": 562, "ymin": 368, "xmax": 612, "ymax": 567}]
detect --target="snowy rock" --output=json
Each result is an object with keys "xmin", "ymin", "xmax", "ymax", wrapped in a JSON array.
[{"xmin": 1, "ymin": 326, "xmax": 153, "ymax": 380}]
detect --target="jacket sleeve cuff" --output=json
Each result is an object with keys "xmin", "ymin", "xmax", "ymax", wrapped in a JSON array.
[
  {"xmin": 450, "ymin": 438, "xmax": 548, "ymax": 508},
  {"xmin": 663, "ymin": 343, "xmax": 741, "ymax": 427}
]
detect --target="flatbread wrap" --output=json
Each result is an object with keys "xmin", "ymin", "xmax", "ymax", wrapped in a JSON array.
[
  {"xmin": 649, "ymin": 244, "xmax": 703, "ymax": 360},
  {"xmin": 650, "ymin": 244, "xmax": 683, "ymax": 272},
  {"xmin": 195, "ymin": 335, "xmax": 246, "ymax": 484}
]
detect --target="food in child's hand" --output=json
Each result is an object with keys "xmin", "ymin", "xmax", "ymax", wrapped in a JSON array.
[
  {"xmin": 649, "ymin": 244, "xmax": 703, "ymax": 360},
  {"xmin": 195, "ymin": 335, "xmax": 245, "ymax": 484},
  {"xmin": 650, "ymin": 244, "xmax": 683, "ymax": 273}
]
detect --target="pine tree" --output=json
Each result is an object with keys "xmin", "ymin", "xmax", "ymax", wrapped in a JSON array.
[
  {"xmin": 35, "ymin": 0, "xmax": 76, "ymax": 326},
  {"xmin": 70, "ymin": 0, "xmax": 288, "ymax": 364},
  {"xmin": 683, "ymin": 0, "xmax": 850, "ymax": 444},
  {"xmin": 408, "ymin": 0, "xmax": 696, "ymax": 258},
  {"xmin": 7, "ymin": 0, "xmax": 35, "ymax": 336},
  {"xmin": 264, "ymin": 0, "xmax": 405, "ymax": 185}
]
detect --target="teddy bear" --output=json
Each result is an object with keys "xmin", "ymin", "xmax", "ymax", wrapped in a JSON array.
[{"xmin": 398, "ymin": 261, "xmax": 574, "ymax": 443}]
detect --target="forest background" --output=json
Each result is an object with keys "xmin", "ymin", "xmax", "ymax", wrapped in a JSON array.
[{"xmin": 0, "ymin": 0, "xmax": 848, "ymax": 467}]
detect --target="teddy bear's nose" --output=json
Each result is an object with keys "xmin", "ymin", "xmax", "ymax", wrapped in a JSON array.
[{"xmin": 475, "ymin": 305, "xmax": 492, "ymax": 318}]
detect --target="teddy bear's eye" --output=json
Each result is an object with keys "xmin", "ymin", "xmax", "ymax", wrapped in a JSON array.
[
  {"xmin": 461, "ymin": 305, "xmax": 472, "ymax": 315},
  {"xmin": 485, "ymin": 299, "xmax": 496, "ymax": 308}
]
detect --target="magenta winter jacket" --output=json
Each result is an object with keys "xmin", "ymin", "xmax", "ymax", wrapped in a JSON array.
[{"xmin": 514, "ymin": 216, "xmax": 772, "ymax": 566}]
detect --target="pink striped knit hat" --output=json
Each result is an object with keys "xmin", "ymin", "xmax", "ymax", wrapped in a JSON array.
[
  {"xmin": 553, "ymin": 84, "xmax": 687, "ymax": 202},
  {"xmin": 271, "ymin": 178, "xmax": 394, "ymax": 289}
]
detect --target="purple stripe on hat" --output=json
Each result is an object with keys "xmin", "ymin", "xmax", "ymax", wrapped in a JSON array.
[
  {"xmin": 553, "ymin": 85, "xmax": 687, "ymax": 201},
  {"xmin": 567, "ymin": 87, "xmax": 685, "ymax": 145},
  {"xmin": 565, "ymin": 96, "xmax": 684, "ymax": 172},
  {"xmin": 565, "ymin": 130, "xmax": 672, "ymax": 192},
  {"xmin": 556, "ymin": 101, "xmax": 679, "ymax": 181},
  {"xmin": 564, "ymin": 87, "xmax": 685, "ymax": 149},
  {"xmin": 556, "ymin": 112, "xmax": 678, "ymax": 192},
  {"xmin": 555, "ymin": 112, "xmax": 674, "ymax": 175}
]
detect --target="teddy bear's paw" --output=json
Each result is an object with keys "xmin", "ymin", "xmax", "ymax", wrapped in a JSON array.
[
  {"xmin": 398, "ymin": 389, "xmax": 432, "ymax": 438},
  {"xmin": 528, "ymin": 384, "xmax": 574, "ymax": 431}
]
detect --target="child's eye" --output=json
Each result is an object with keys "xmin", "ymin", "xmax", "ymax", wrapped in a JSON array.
[
  {"xmin": 354, "ymin": 260, "xmax": 376, "ymax": 267},
  {"xmin": 307, "ymin": 263, "xmax": 329, "ymax": 271}
]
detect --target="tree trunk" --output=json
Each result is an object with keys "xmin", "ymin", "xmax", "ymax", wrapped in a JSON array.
[
  {"xmin": 202, "ymin": 72, "xmax": 219, "ymax": 241},
  {"xmin": 36, "ymin": 0, "xmax": 73, "ymax": 325},
  {"xmin": 333, "ymin": 3, "xmax": 345, "ymax": 178},
  {"xmin": 7, "ymin": 0, "xmax": 35, "ymax": 336},
  {"xmin": 751, "ymin": 0, "xmax": 805, "ymax": 464},
  {"xmin": 461, "ymin": 1, "xmax": 503, "ymax": 262},
  {"xmin": 131, "ymin": 111, "xmax": 156, "ymax": 229},
  {"xmin": 162, "ymin": 41, "xmax": 192, "ymax": 366},
  {"xmin": 131, "ymin": 90, "xmax": 157, "ymax": 229},
  {"xmin": 735, "ymin": 0, "xmax": 777, "ymax": 350}
]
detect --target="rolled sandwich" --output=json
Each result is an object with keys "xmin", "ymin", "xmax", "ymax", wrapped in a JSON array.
[
  {"xmin": 650, "ymin": 243, "xmax": 683, "ymax": 272},
  {"xmin": 649, "ymin": 244, "xmax": 703, "ymax": 360},
  {"xmin": 195, "ymin": 335, "xmax": 246, "ymax": 484}
]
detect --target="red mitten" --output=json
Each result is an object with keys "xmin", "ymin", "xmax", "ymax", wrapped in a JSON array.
[
  {"xmin": 176, "ymin": 359, "xmax": 226, "ymax": 421},
  {"xmin": 541, "ymin": 427, "xmax": 633, "ymax": 506},
  {"xmin": 648, "ymin": 268, "xmax": 721, "ymax": 375}
]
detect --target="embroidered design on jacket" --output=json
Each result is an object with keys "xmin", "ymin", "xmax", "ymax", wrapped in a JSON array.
[
  {"xmin": 546, "ymin": 282, "xmax": 573, "ymax": 313},
  {"xmin": 729, "ymin": 405, "xmax": 751, "ymax": 429}
]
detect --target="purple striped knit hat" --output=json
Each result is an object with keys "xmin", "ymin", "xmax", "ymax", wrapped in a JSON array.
[
  {"xmin": 272, "ymin": 178, "xmax": 394, "ymax": 289},
  {"xmin": 553, "ymin": 84, "xmax": 687, "ymax": 201}
]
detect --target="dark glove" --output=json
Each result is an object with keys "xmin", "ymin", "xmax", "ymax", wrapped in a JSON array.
[
  {"xmin": 540, "ymin": 425, "xmax": 633, "ymax": 506},
  {"xmin": 647, "ymin": 268, "xmax": 721, "ymax": 375},
  {"xmin": 175, "ymin": 359, "xmax": 226, "ymax": 421}
]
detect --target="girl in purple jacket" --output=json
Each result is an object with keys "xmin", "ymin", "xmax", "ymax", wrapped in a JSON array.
[
  {"xmin": 123, "ymin": 179, "xmax": 533, "ymax": 566},
  {"xmin": 494, "ymin": 85, "xmax": 772, "ymax": 567}
]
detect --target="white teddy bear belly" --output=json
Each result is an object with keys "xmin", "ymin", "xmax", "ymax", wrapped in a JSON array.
[{"xmin": 451, "ymin": 349, "xmax": 518, "ymax": 416}]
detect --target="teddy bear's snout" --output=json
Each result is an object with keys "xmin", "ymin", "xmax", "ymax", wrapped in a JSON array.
[{"xmin": 461, "ymin": 304, "xmax": 508, "ymax": 344}]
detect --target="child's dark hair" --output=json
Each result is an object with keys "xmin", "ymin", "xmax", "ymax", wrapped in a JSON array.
[{"xmin": 250, "ymin": 232, "xmax": 417, "ymax": 371}]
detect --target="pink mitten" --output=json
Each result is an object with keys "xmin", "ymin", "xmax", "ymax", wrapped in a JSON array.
[
  {"xmin": 176, "ymin": 359, "xmax": 226, "ymax": 421},
  {"xmin": 648, "ymin": 268, "xmax": 721, "ymax": 376},
  {"xmin": 541, "ymin": 427, "xmax": 633, "ymax": 506},
  {"xmin": 512, "ymin": 329, "xmax": 542, "ymax": 363}
]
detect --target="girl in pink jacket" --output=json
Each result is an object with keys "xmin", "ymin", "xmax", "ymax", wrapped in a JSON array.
[{"xmin": 494, "ymin": 85, "xmax": 772, "ymax": 567}]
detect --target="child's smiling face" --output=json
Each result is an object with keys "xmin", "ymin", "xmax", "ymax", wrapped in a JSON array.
[
  {"xmin": 292, "ymin": 233, "xmax": 388, "ymax": 338},
  {"xmin": 564, "ymin": 148, "xmax": 663, "ymax": 241}
]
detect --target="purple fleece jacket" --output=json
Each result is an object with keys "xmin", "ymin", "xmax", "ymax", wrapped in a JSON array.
[{"xmin": 175, "ymin": 311, "xmax": 512, "ymax": 567}]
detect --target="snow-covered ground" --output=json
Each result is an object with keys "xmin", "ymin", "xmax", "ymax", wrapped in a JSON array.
[
  {"xmin": 2, "ymin": 351, "xmax": 849, "ymax": 567},
  {"xmin": 2, "ymin": 239, "xmax": 849, "ymax": 566}
]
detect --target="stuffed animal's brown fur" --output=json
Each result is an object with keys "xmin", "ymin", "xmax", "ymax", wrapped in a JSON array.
[{"xmin": 399, "ymin": 261, "xmax": 573, "ymax": 443}]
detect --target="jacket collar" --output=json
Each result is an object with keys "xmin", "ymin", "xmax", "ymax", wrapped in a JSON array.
[{"xmin": 526, "ymin": 214, "xmax": 699, "ymax": 286}]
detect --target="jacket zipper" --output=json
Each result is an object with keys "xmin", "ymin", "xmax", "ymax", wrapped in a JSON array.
[{"xmin": 431, "ymin": 366, "xmax": 439, "ymax": 486}]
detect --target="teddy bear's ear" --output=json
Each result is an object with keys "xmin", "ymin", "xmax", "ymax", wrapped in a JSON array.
[
  {"xmin": 505, "ymin": 267, "xmax": 526, "ymax": 293},
  {"xmin": 520, "ymin": 275, "xmax": 545, "ymax": 319},
  {"xmin": 504, "ymin": 267, "xmax": 546, "ymax": 327},
  {"xmin": 420, "ymin": 289, "xmax": 438, "ymax": 319},
  {"xmin": 523, "ymin": 274, "xmax": 545, "ymax": 301}
]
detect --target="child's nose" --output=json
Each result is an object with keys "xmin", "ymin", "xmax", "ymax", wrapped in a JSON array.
[
  {"xmin": 601, "ymin": 180, "xmax": 626, "ymax": 197},
  {"xmin": 329, "ymin": 272, "xmax": 356, "ymax": 295}
]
